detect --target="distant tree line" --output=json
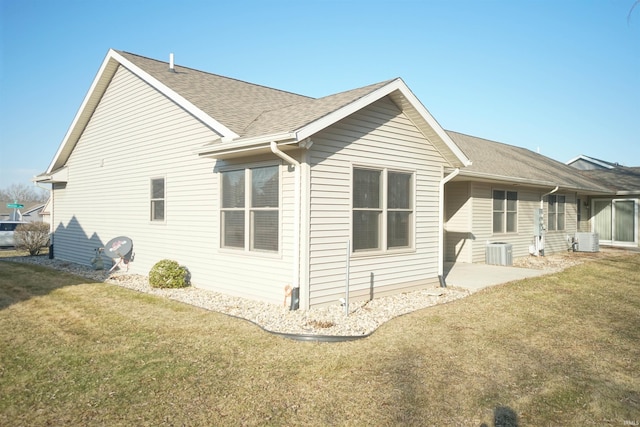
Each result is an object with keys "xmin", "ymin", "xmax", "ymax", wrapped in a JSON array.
[{"xmin": 0, "ymin": 183, "xmax": 49, "ymax": 205}]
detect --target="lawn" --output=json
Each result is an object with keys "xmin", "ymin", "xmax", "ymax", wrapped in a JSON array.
[{"xmin": 1, "ymin": 253, "xmax": 639, "ymax": 426}]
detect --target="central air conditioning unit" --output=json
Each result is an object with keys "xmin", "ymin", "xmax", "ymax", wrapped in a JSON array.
[
  {"xmin": 486, "ymin": 242, "xmax": 513, "ymax": 266},
  {"xmin": 575, "ymin": 232, "xmax": 599, "ymax": 252}
]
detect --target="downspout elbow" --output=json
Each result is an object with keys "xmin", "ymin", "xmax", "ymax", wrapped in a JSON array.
[
  {"xmin": 541, "ymin": 185, "xmax": 559, "ymax": 208},
  {"xmin": 270, "ymin": 141, "xmax": 300, "ymax": 167}
]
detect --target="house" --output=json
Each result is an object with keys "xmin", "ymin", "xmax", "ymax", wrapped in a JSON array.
[
  {"xmin": 566, "ymin": 154, "xmax": 621, "ymax": 171},
  {"xmin": 35, "ymin": 49, "xmax": 476, "ymax": 309},
  {"xmin": 34, "ymin": 49, "xmax": 619, "ymax": 309},
  {"xmin": 443, "ymin": 133, "xmax": 611, "ymax": 263},
  {"xmin": 567, "ymin": 158, "xmax": 640, "ymax": 247},
  {"xmin": 0, "ymin": 202, "xmax": 47, "ymax": 222}
]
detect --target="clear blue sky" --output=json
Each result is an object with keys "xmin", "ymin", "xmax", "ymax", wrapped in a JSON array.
[{"xmin": 1, "ymin": 0, "xmax": 639, "ymax": 188}]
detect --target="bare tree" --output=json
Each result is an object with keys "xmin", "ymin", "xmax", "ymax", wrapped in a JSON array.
[
  {"xmin": 0, "ymin": 183, "xmax": 49, "ymax": 204},
  {"xmin": 14, "ymin": 222, "xmax": 51, "ymax": 256}
]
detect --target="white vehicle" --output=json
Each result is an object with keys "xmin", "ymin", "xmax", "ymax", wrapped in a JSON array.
[{"xmin": 0, "ymin": 221, "xmax": 27, "ymax": 247}]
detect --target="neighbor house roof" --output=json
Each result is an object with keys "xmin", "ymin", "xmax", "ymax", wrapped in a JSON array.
[
  {"xmin": 446, "ymin": 131, "xmax": 612, "ymax": 193},
  {"xmin": 36, "ymin": 49, "xmax": 470, "ymax": 180},
  {"xmin": 565, "ymin": 154, "xmax": 619, "ymax": 170},
  {"xmin": 578, "ymin": 167, "xmax": 640, "ymax": 195}
]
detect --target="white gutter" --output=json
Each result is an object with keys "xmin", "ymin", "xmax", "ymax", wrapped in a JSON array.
[
  {"xmin": 197, "ymin": 132, "xmax": 297, "ymax": 157},
  {"xmin": 270, "ymin": 141, "xmax": 301, "ymax": 297},
  {"xmin": 438, "ymin": 167, "xmax": 460, "ymax": 283}
]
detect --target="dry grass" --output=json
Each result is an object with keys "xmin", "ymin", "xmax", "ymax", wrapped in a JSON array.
[{"xmin": 1, "ymin": 253, "xmax": 639, "ymax": 426}]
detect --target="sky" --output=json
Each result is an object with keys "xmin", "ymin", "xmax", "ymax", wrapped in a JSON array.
[{"xmin": 1, "ymin": 0, "xmax": 639, "ymax": 190}]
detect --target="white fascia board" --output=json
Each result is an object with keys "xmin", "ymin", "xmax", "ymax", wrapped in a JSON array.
[
  {"xmin": 393, "ymin": 80, "xmax": 472, "ymax": 167},
  {"xmin": 457, "ymin": 170, "xmax": 613, "ymax": 194},
  {"xmin": 294, "ymin": 79, "xmax": 471, "ymax": 167},
  {"xmin": 34, "ymin": 166, "xmax": 69, "ymax": 183},
  {"xmin": 565, "ymin": 155, "xmax": 614, "ymax": 169},
  {"xmin": 46, "ymin": 52, "xmax": 119, "ymax": 173},
  {"xmin": 111, "ymin": 50, "xmax": 239, "ymax": 140},
  {"xmin": 458, "ymin": 170, "xmax": 558, "ymax": 187},
  {"xmin": 196, "ymin": 132, "xmax": 296, "ymax": 157}
]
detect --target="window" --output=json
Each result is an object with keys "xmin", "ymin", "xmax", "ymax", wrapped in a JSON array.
[
  {"xmin": 547, "ymin": 195, "xmax": 565, "ymax": 231},
  {"xmin": 221, "ymin": 165, "xmax": 279, "ymax": 252},
  {"xmin": 493, "ymin": 190, "xmax": 517, "ymax": 233},
  {"xmin": 353, "ymin": 167, "xmax": 413, "ymax": 252},
  {"xmin": 150, "ymin": 178, "xmax": 165, "ymax": 221}
]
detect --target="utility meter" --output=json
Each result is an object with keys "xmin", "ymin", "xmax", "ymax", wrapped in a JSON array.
[{"xmin": 533, "ymin": 208, "xmax": 545, "ymax": 236}]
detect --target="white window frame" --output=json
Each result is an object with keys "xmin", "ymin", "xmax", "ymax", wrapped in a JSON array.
[
  {"xmin": 150, "ymin": 177, "xmax": 166, "ymax": 222},
  {"xmin": 351, "ymin": 166, "xmax": 414, "ymax": 254},
  {"xmin": 220, "ymin": 162, "xmax": 281, "ymax": 254},
  {"xmin": 547, "ymin": 194, "xmax": 566, "ymax": 232},
  {"xmin": 492, "ymin": 189, "xmax": 518, "ymax": 234}
]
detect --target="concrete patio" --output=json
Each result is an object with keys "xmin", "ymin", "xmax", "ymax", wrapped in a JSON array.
[{"xmin": 443, "ymin": 262, "xmax": 554, "ymax": 293}]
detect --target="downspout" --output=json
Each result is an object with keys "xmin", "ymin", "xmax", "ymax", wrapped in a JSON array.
[
  {"xmin": 537, "ymin": 186, "xmax": 559, "ymax": 257},
  {"xmin": 35, "ymin": 181, "xmax": 54, "ymax": 258},
  {"xmin": 270, "ymin": 141, "xmax": 301, "ymax": 307},
  {"xmin": 438, "ymin": 168, "xmax": 460, "ymax": 287},
  {"xmin": 541, "ymin": 186, "xmax": 559, "ymax": 209}
]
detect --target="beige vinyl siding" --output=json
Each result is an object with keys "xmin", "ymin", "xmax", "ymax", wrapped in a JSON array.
[
  {"xmin": 577, "ymin": 194, "xmax": 590, "ymax": 232},
  {"xmin": 307, "ymin": 97, "xmax": 445, "ymax": 308},
  {"xmin": 468, "ymin": 183, "xmax": 578, "ymax": 262},
  {"xmin": 470, "ymin": 182, "xmax": 493, "ymax": 262},
  {"xmin": 543, "ymin": 192, "xmax": 577, "ymax": 253},
  {"xmin": 444, "ymin": 181, "xmax": 472, "ymax": 262},
  {"xmin": 52, "ymin": 65, "xmax": 293, "ymax": 305}
]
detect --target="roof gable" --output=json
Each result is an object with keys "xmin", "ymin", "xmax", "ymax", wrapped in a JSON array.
[
  {"xmin": 39, "ymin": 49, "xmax": 471, "ymax": 178},
  {"xmin": 198, "ymin": 78, "xmax": 472, "ymax": 167},
  {"xmin": 117, "ymin": 51, "xmax": 312, "ymax": 137},
  {"xmin": 566, "ymin": 154, "xmax": 618, "ymax": 170}
]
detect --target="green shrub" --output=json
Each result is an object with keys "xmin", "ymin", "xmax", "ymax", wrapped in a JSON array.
[
  {"xmin": 149, "ymin": 259, "xmax": 190, "ymax": 288},
  {"xmin": 14, "ymin": 222, "xmax": 50, "ymax": 256}
]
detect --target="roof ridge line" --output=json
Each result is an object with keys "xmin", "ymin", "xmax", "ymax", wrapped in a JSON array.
[{"xmin": 117, "ymin": 50, "xmax": 314, "ymax": 101}]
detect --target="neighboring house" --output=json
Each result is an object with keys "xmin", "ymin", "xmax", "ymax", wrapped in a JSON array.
[
  {"xmin": 34, "ymin": 49, "xmax": 622, "ymax": 309},
  {"xmin": 566, "ymin": 154, "xmax": 621, "ymax": 171},
  {"xmin": 567, "ymin": 160, "xmax": 640, "ymax": 248},
  {"xmin": 443, "ymin": 133, "xmax": 611, "ymax": 263},
  {"xmin": 0, "ymin": 202, "xmax": 46, "ymax": 222}
]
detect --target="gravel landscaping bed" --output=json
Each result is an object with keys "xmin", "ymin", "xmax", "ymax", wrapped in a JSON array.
[
  {"xmin": 1, "ymin": 256, "xmax": 469, "ymax": 338},
  {"xmin": 7, "ymin": 248, "xmax": 632, "ymax": 338}
]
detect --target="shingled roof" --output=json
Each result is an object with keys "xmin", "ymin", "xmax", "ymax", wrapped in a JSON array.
[
  {"xmin": 446, "ymin": 131, "xmax": 612, "ymax": 193},
  {"xmin": 117, "ymin": 51, "xmax": 314, "ymax": 137},
  {"xmin": 578, "ymin": 167, "xmax": 640, "ymax": 193},
  {"xmin": 38, "ymin": 49, "xmax": 469, "ymax": 177}
]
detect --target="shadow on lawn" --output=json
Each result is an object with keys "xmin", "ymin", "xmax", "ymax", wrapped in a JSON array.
[
  {"xmin": 482, "ymin": 406, "xmax": 518, "ymax": 427},
  {"xmin": 385, "ymin": 346, "xmax": 520, "ymax": 426},
  {"xmin": 0, "ymin": 259, "xmax": 95, "ymax": 310}
]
